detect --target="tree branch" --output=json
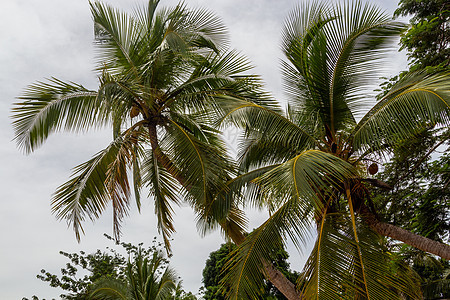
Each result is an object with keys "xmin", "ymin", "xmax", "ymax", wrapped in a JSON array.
[
  {"xmin": 361, "ymin": 178, "xmax": 393, "ymax": 190},
  {"xmin": 396, "ymin": 139, "xmax": 447, "ymax": 184}
]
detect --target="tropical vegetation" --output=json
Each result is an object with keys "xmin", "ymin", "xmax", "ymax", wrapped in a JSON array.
[
  {"xmin": 373, "ymin": 2, "xmax": 449, "ymax": 298},
  {"xmin": 12, "ymin": 0, "xmax": 450, "ymax": 299},
  {"xmin": 23, "ymin": 235, "xmax": 195, "ymax": 300},
  {"xmin": 395, "ymin": 0, "xmax": 449, "ymax": 71},
  {"xmin": 214, "ymin": 1, "xmax": 450, "ymax": 299},
  {"xmin": 202, "ymin": 242, "xmax": 299, "ymax": 299},
  {"xmin": 11, "ymin": 0, "xmax": 257, "ymax": 251},
  {"xmin": 89, "ymin": 249, "xmax": 178, "ymax": 299}
]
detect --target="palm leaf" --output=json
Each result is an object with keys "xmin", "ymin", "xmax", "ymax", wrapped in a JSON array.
[
  {"xmin": 256, "ymin": 150, "xmax": 356, "ymax": 212},
  {"xmin": 90, "ymin": 277, "xmax": 130, "ymax": 299},
  {"xmin": 350, "ymin": 72, "xmax": 450, "ymax": 155},
  {"xmin": 194, "ymin": 165, "xmax": 285, "ymax": 239},
  {"xmin": 182, "ymin": 5, "xmax": 228, "ymax": 52},
  {"xmin": 324, "ymin": 1, "xmax": 405, "ymax": 129},
  {"xmin": 161, "ymin": 116, "xmax": 233, "ymax": 208},
  {"xmin": 91, "ymin": 1, "xmax": 142, "ymax": 77},
  {"xmin": 222, "ymin": 197, "xmax": 308, "ymax": 300},
  {"xmin": 140, "ymin": 149, "xmax": 180, "ymax": 252},
  {"xmin": 51, "ymin": 132, "xmax": 136, "ymax": 241},
  {"xmin": 301, "ymin": 212, "xmax": 422, "ymax": 299},
  {"xmin": 165, "ymin": 50, "xmax": 266, "ymax": 116},
  {"xmin": 12, "ymin": 78, "xmax": 102, "ymax": 153},
  {"xmin": 217, "ymin": 96, "xmax": 318, "ymax": 171},
  {"xmin": 221, "ymin": 150, "xmax": 357, "ymax": 299},
  {"xmin": 281, "ymin": 1, "xmax": 333, "ymax": 128},
  {"xmin": 281, "ymin": 0, "xmax": 406, "ymax": 136}
]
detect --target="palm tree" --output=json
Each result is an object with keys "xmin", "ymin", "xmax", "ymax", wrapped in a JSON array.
[
  {"xmin": 11, "ymin": 0, "xmax": 262, "ymax": 250},
  {"xmin": 12, "ymin": 0, "xmax": 299, "ymax": 297},
  {"xmin": 216, "ymin": 1, "xmax": 450, "ymax": 299},
  {"xmin": 89, "ymin": 249, "xmax": 177, "ymax": 300}
]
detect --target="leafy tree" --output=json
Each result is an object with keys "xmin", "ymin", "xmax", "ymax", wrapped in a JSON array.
[
  {"xmin": 23, "ymin": 235, "xmax": 195, "ymax": 300},
  {"xmin": 372, "ymin": 128, "xmax": 450, "ymax": 299},
  {"xmin": 373, "ymin": 1, "xmax": 450, "ymax": 298},
  {"xmin": 90, "ymin": 249, "xmax": 178, "ymax": 300},
  {"xmin": 376, "ymin": 0, "xmax": 449, "ymax": 98},
  {"xmin": 171, "ymin": 283, "xmax": 198, "ymax": 300},
  {"xmin": 35, "ymin": 249, "xmax": 125, "ymax": 300},
  {"xmin": 215, "ymin": 0, "xmax": 450, "ymax": 298},
  {"xmin": 202, "ymin": 243, "xmax": 233, "ymax": 300},
  {"xmin": 201, "ymin": 243, "xmax": 299, "ymax": 300},
  {"xmin": 374, "ymin": 129, "xmax": 449, "ymax": 242},
  {"xmin": 394, "ymin": 0, "xmax": 449, "ymax": 71}
]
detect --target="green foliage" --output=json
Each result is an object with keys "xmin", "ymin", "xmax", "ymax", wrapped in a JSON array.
[
  {"xmin": 373, "ymin": 4, "xmax": 450, "ymax": 298},
  {"xmin": 376, "ymin": 0, "xmax": 449, "ymax": 99},
  {"xmin": 12, "ymin": 0, "xmax": 263, "ymax": 251},
  {"xmin": 372, "ymin": 128, "xmax": 449, "ymax": 299},
  {"xmin": 202, "ymin": 243, "xmax": 234, "ymax": 300},
  {"xmin": 395, "ymin": 0, "xmax": 449, "ymax": 70},
  {"xmin": 14, "ymin": 0, "xmax": 450, "ymax": 298},
  {"xmin": 23, "ymin": 235, "xmax": 196, "ymax": 300},
  {"xmin": 215, "ymin": 0, "xmax": 450, "ymax": 298},
  {"xmin": 373, "ymin": 129, "xmax": 448, "ymax": 238},
  {"xmin": 201, "ymin": 243, "xmax": 299, "ymax": 300},
  {"xmin": 90, "ymin": 249, "xmax": 179, "ymax": 300}
]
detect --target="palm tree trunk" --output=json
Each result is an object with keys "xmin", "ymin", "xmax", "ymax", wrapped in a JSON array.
[
  {"xmin": 220, "ymin": 219, "xmax": 304, "ymax": 299},
  {"xmin": 147, "ymin": 124, "xmax": 303, "ymax": 299},
  {"xmin": 359, "ymin": 204, "xmax": 450, "ymax": 260},
  {"xmin": 262, "ymin": 260, "xmax": 304, "ymax": 299}
]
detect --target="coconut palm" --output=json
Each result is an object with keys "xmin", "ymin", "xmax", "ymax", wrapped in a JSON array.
[
  {"xmin": 216, "ymin": 1, "xmax": 450, "ymax": 299},
  {"xmin": 12, "ymin": 0, "xmax": 302, "ymax": 297},
  {"xmin": 89, "ymin": 249, "xmax": 177, "ymax": 300},
  {"xmin": 11, "ymin": 0, "xmax": 266, "ymax": 250}
]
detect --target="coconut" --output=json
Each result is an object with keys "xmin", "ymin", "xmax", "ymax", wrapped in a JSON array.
[{"xmin": 368, "ymin": 163, "xmax": 378, "ymax": 175}]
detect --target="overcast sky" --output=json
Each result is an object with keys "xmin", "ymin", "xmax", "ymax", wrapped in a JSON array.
[{"xmin": 0, "ymin": 0, "xmax": 408, "ymax": 298}]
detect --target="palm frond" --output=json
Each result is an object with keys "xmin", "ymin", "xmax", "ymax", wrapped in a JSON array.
[
  {"xmin": 281, "ymin": 0, "xmax": 406, "ymax": 136},
  {"xmin": 194, "ymin": 164, "xmax": 284, "ymax": 239},
  {"xmin": 105, "ymin": 134, "xmax": 135, "ymax": 239},
  {"xmin": 281, "ymin": 1, "xmax": 333, "ymax": 127},
  {"xmin": 255, "ymin": 150, "xmax": 356, "ymax": 212},
  {"xmin": 221, "ymin": 150, "xmax": 357, "ymax": 299},
  {"xmin": 51, "ymin": 133, "xmax": 136, "ymax": 241},
  {"xmin": 217, "ymin": 96, "xmax": 318, "ymax": 170},
  {"xmin": 140, "ymin": 149, "xmax": 180, "ymax": 252},
  {"xmin": 165, "ymin": 50, "xmax": 268, "ymax": 117},
  {"xmin": 222, "ymin": 196, "xmax": 309, "ymax": 300},
  {"xmin": 11, "ymin": 78, "xmax": 102, "ymax": 153},
  {"xmin": 90, "ymin": 277, "xmax": 130, "ymax": 299},
  {"xmin": 155, "ymin": 263, "xmax": 178, "ymax": 300},
  {"xmin": 237, "ymin": 131, "xmax": 308, "ymax": 172},
  {"xmin": 161, "ymin": 117, "xmax": 233, "ymax": 208},
  {"xmin": 350, "ymin": 72, "xmax": 450, "ymax": 155},
  {"xmin": 324, "ymin": 1, "xmax": 405, "ymax": 127},
  {"xmin": 183, "ymin": 5, "xmax": 229, "ymax": 52},
  {"xmin": 301, "ymin": 212, "xmax": 422, "ymax": 299},
  {"xmin": 91, "ymin": 0, "xmax": 142, "ymax": 77}
]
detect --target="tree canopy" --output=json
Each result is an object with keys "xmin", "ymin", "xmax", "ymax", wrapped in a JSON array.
[
  {"xmin": 11, "ymin": 0, "xmax": 261, "ymax": 252},
  {"xmin": 395, "ymin": 0, "xmax": 449, "ymax": 71}
]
